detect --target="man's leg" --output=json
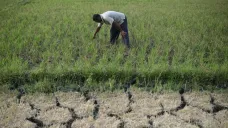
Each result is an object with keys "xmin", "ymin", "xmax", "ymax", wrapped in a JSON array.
[
  {"xmin": 110, "ymin": 25, "xmax": 120, "ymax": 44},
  {"xmin": 120, "ymin": 16, "xmax": 130, "ymax": 48}
]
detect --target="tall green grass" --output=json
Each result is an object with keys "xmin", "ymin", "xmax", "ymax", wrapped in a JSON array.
[{"xmin": 0, "ymin": 0, "xmax": 228, "ymax": 92}]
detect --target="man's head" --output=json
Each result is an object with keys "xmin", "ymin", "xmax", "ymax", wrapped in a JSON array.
[{"xmin": 93, "ymin": 14, "xmax": 102, "ymax": 23}]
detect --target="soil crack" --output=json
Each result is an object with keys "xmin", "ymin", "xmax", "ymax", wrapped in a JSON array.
[
  {"xmin": 82, "ymin": 90, "xmax": 92, "ymax": 101},
  {"xmin": 107, "ymin": 113, "xmax": 125, "ymax": 128},
  {"xmin": 29, "ymin": 103, "xmax": 41, "ymax": 117},
  {"xmin": 169, "ymin": 94, "xmax": 186, "ymax": 112},
  {"xmin": 147, "ymin": 103, "xmax": 165, "ymax": 118},
  {"xmin": 26, "ymin": 117, "xmax": 44, "ymax": 128},
  {"xmin": 64, "ymin": 108, "xmax": 83, "ymax": 128},
  {"xmin": 147, "ymin": 88, "xmax": 187, "ymax": 127},
  {"xmin": 123, "ymin": 77, "xmax": 135, "ymax": 114},
  {"xmin": 146, "ymin": 115, "xmax": 154, "ymax": 128},
  {"xmin": 210, "ymin": 94, "xmax": 228, "ymax": 113},
  {"xmin": 26, "ymin": 103, "xmax": 45, "ymax": 128},
  {"xmin": 148, "ymin": 120, "xmax": 153, "ymax": 128},
  {"xmin": 93, "ymin": 99, "xmax": 100, "ymax": 120},
  {"xmin": 106, "ymin": 86, "xmax": 133, "ymax": 128},
  {"xmin": 187, "ymin": 94, "xmax": 228, "ymax": 114},
  {"xmin": 55, "ymin": 97, "xmax": 85, "ymax": 128},
  {"xmin": 147, "ymin": 89, "xmax": 187, "ymax": 118},
  {"xmin": 167, "ymin": 89, "xmax": 203, "ymax": 128},
  {"xmin": 16, "ymin": 88, "xmax": 25, "ymax": 103},
  {"xmin": 125, "ymin": 91, "xmax": 134, "ymax": 113},
  {"xmin": 168, "ymin": 88, "xmax": 187, "ymax": 113},
  {"xmin": 187, "ymin": 104, "xmax": 211, "ymax": 113}
]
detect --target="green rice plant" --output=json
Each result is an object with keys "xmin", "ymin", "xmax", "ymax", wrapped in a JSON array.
[{"xmin": 24, "ymin": 78, "xmax": 54, "ymax": 93}]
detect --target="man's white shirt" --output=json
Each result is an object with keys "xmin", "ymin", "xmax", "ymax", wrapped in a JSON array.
[{"xmin": 98, "ymin": 11, "xmax": 125, "ymax": 27}]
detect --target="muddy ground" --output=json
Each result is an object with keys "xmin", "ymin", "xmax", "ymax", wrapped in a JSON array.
[{"xmin": 0, "ymin": 88, "xmax": 228, "ymax": 128}]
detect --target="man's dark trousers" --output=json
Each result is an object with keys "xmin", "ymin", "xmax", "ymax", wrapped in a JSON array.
[{"xmin": 110, "ymin": 16, "xmax": 130, "ymax": 48}]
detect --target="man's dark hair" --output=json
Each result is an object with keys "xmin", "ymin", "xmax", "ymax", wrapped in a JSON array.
[{"xmin": 93, "ymin": 14, "xmax": 102, "ymax": 22}]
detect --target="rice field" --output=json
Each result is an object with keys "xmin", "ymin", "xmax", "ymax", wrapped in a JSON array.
[{"xmin": 0, "ymin": 0, "xmax": 228, "ymax": 92}]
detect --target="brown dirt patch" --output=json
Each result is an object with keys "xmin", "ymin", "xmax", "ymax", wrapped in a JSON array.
[{"xmin": 0, "ymin": 89, "xmax": 227, "ymax": 128}]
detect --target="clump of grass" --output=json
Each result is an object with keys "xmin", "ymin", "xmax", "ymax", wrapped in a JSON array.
[{"xmin": 24, "ymin": 78, "xmax": 54, "ymax": 93}]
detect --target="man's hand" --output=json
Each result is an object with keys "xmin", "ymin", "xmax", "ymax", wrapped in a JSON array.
[
  {"xmin": 121, "ymin": 31, "xmax": 127, "ymax": 37},
  {"xmin": 93, "ymin": 26, "xmax": 101, "ymax": 40},
  {"xmin": 112, "ymin": 22, "xmax": 127, "ymax": 37}
]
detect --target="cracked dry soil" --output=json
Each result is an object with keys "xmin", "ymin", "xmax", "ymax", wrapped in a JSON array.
[{"xmin": 0, "ymin": 88, "xmax": 228, "ymax": 128}]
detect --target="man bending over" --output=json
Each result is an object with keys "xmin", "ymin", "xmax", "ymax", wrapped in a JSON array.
[{"xmin": 92, "ymin": 11, "xmax": 130, "ymax": 48}]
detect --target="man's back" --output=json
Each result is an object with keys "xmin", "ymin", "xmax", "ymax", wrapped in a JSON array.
[{"xmin": 100, "ymin": 11, "xmax": 125, "ymax": 25}]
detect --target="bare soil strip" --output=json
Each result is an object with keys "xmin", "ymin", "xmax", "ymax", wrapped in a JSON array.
[{"xmin": 0, "ymin": 88, "xmax": 227, "ymax": 128}]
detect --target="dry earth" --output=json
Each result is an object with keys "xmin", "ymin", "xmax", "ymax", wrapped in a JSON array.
[{"xmin": 0, "ymin": 88, "xmax": 228, "ymax": 128}]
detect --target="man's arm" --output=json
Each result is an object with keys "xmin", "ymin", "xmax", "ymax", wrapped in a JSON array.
[
  {"xmin": 112, "ymin": 22, "xmax": 127, "ymax": 37},
  {"xmin": 93, "ymin": 26, "xmax": 101, "ymax": 39}
]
